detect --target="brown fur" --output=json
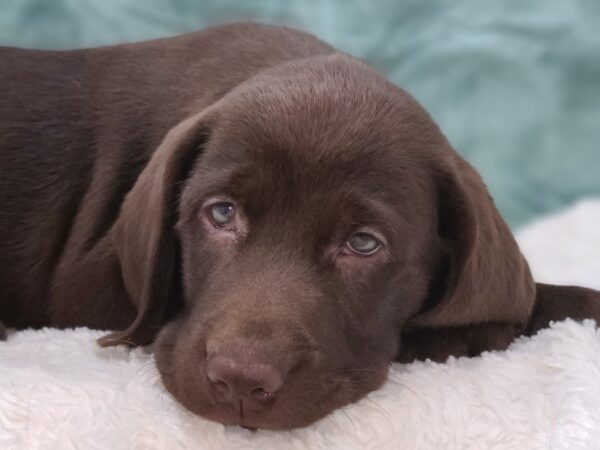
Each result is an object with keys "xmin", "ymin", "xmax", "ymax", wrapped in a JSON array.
[{"xmin": 1, "ymin": 22, "xmax": 599, "ymax": 429}]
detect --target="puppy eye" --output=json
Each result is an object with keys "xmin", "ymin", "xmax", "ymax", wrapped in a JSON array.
[
  {"xmin": 345, "ymin": 232, "xmax": 381, "ymax": 256},
  {"xmin": 207, "ymin": 202, "xmax": 236, "ymax": 228}
]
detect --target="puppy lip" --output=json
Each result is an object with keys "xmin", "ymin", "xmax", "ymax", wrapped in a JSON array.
[{"xmin": 170, "ymin": 363, "xmax": 381, "ymax": 430}]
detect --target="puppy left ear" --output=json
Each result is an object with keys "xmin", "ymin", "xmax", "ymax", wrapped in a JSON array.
[
  {"xmin": 98, "ymin": 109, "xmax": 218, "ymax": 347},
  {"xmin": 407, "ymin": 150, "xmax": 536, "ymax": 330}
]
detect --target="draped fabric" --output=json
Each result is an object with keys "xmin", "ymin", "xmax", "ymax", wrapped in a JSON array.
[{"xmin": 1, "ymin": 0, "xmax": 599, "ymax": 227}]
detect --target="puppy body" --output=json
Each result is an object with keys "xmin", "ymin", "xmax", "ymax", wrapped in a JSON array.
[
  {"xmin": 1, "ymin": 23, "xmax": 598, "ymax": 429},
  {"xmin": 0, "ymin": 23, "xmax": 334, "ymax": 331}
]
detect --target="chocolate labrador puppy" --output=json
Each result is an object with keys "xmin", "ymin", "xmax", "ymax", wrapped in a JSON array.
[{"xmin": 1, "ymin": 22, "xmax": 599, "ymax": 430}]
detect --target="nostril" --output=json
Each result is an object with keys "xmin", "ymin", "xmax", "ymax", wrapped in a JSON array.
[
  {"xmin": 207, "ymin": 360, "xmax": 232, "ymax": 394},
  {"xmin": 255, "ymin": 366, "xmax": 285, "ymax": 394},
  {"xmin": 251, "ymin": 387, "xmax": 277, "ymax": 402},
  {"xmin": 213, "ymin": 380, "xmax": 229, "ymax": 394}
]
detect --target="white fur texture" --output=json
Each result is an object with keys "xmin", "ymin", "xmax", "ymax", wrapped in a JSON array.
[{"xmin": 2, "ymin": 199, "xmax": 600, "ymax": 450}]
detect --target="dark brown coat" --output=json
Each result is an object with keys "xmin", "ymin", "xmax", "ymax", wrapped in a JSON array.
[{"xmin": 1, "ymin": 22, "xmax": 599, "ymax": 429}]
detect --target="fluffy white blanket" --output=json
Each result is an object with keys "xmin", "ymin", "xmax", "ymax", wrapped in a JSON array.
[{"xmin": 2, "ymin": 199, "xmax": 600, "ymax": 450}]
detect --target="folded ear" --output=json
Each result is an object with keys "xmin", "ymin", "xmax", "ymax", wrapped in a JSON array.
[
  {"xmin": 98, "ymin": 110, "xmax": 217, "ymax": 347},
  {"xmin": 408, "ymin": 152, "xmax": 536, "ymax": 330}
]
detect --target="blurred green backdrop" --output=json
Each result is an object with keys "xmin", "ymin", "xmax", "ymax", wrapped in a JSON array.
[{"xmin": 1, "ymin": 0, "xmax": 599, "ymax": 228}]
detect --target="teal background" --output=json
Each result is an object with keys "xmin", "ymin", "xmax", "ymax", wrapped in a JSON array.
[{"xmin": 1, "ymin": 0, "xmax": 599, "ymax": 228}]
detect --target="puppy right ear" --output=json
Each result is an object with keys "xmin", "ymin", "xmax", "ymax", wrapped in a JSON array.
[{"xmin": 98, "ymin": 108, "xmax": 219, "ymax": 347}]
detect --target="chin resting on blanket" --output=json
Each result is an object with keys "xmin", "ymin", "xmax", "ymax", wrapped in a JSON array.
[
  {"xmin": 1, "ymin": 22, "xmax": 599, "ymax": 430},
  {"xmin": 2, "ymin": 199, "xmax": 600, "ymax": 448}
]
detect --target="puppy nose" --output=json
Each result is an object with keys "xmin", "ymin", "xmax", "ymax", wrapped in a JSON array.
[{"xmin": 207, "ymin": 354, "xmax": 285, "ymax": 403}]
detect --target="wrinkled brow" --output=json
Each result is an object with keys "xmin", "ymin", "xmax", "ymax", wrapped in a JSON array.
[
  {"xmin": 183, "ymin": 150, "xmax": 414, "ymax": 242},
  {"xmin": 341, "ymin": 189, "xmax": 408, "ymax": 238}
]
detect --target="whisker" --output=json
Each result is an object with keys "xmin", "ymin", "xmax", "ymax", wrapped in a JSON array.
[
  {"xmin": 98, "ymin": 338, "xmax": 136, "ymax": 346},
  {"xmin": 340, "ymin": 407, "xmax": 358, "ymax": 435},
  {"xmin": 385, "ymin": 377, "xmax": 419, "ymax": 397},
  {"xmin": 348, "ymin": 368, "xmax": 388, "ymax": 374},
  {"xmin": 327, "ymin": 411, "xmax": 340, "ymax": 429},
  {"xmin": 364, "ymin": 397, "xmax": 393, "ymax": 422},
  {"xmin": 346, "ymin": 369, "xmax": 420, "ymax": 397},
  {"xmin": 136, "ymin": 360, "xmax": 158, "ymax": 375}
]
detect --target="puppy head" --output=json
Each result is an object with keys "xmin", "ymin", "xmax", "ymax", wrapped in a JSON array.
[{"xmin": 103, "ymin": 55, "xmax": 534, "ymax": 429}]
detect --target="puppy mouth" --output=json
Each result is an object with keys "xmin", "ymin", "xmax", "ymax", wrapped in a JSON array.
[
  {"xmin": 207, "ymin": 381, "xmax": 284, "ymax": 428},
  {"xmin": 154, "ymin": 322, "xmax": 390, "ymax": 429},
  {"xmin": 188, "ymin": 381, "xmax": 344, "ymax": 429},
  {"xmin": 160, "ymin": 364, "xmax": 389, "ymax": 430},
  {"xmin": 201, "ymin": 398, "xmax": 287, "ymax": 430}
]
